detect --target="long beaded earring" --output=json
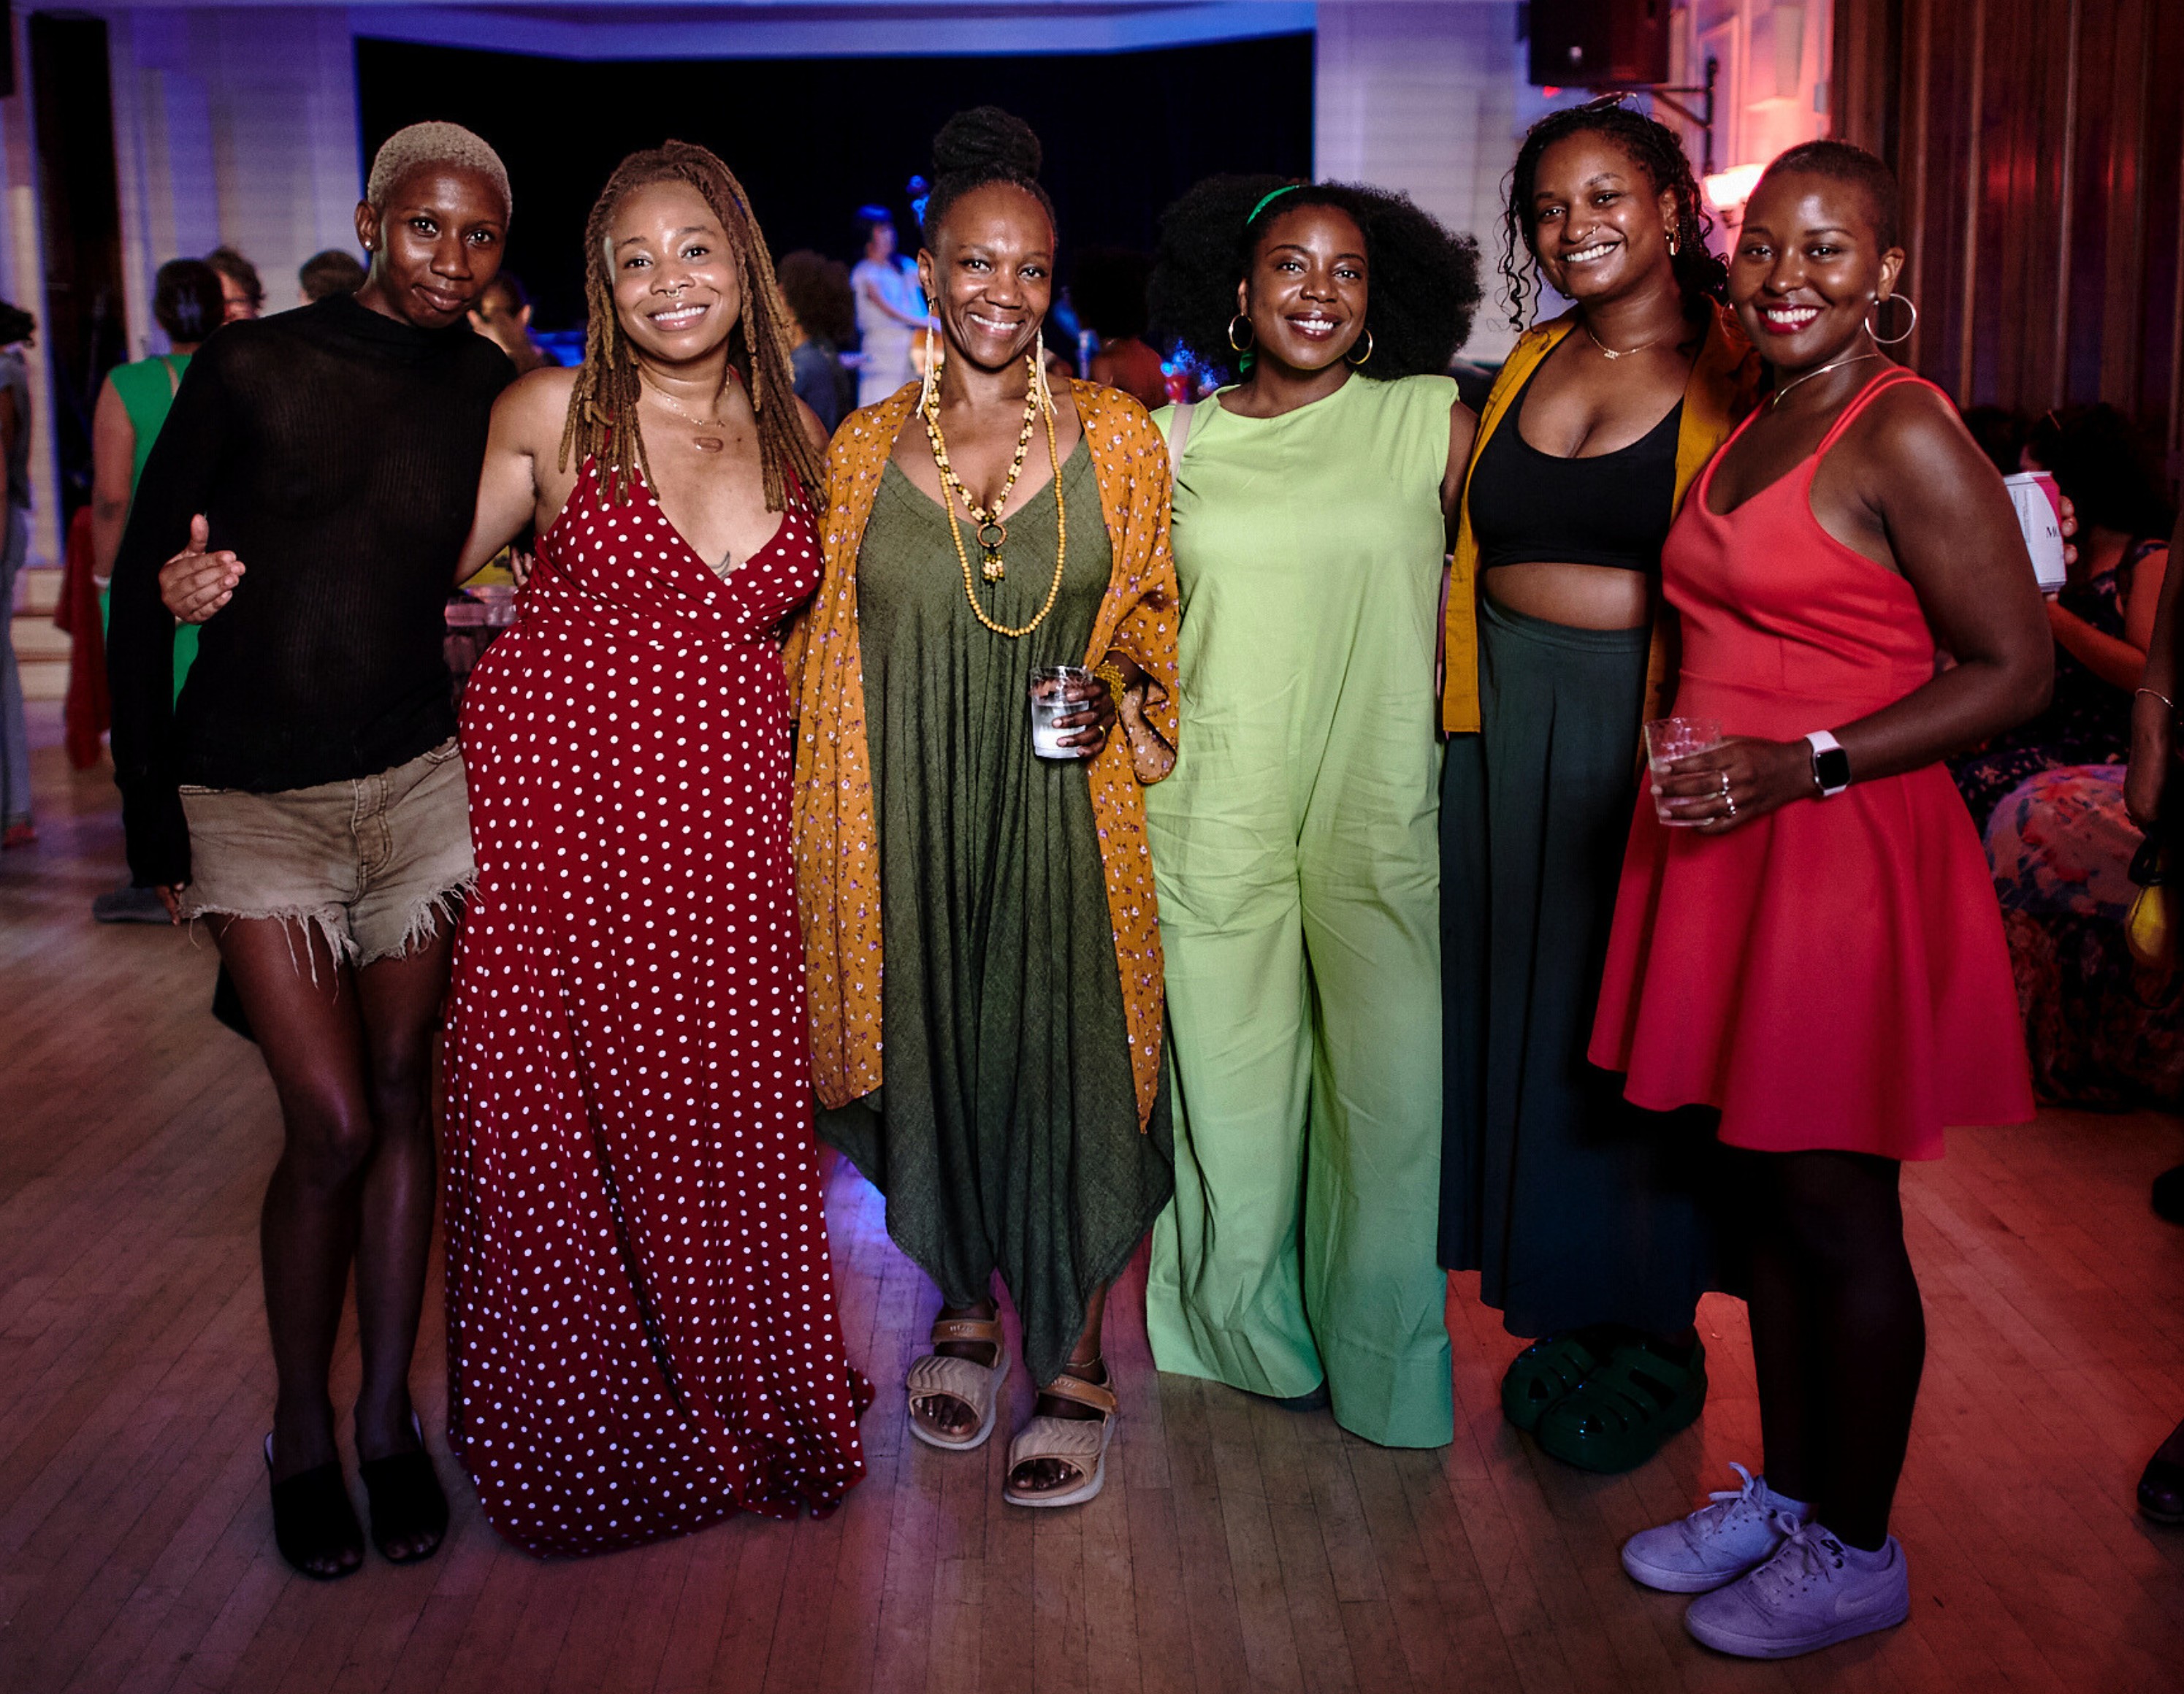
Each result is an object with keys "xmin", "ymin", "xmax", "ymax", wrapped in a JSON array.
[
  {"xmin": 918, "ymin": 322, "xmax": 943, "ymax": 415},
  {"xmin": 1028, "ymin": 339, "xmax": 1055, "ymax": 416}
]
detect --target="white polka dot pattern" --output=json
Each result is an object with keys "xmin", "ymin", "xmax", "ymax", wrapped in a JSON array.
[{"xmin": 443, "ymin": 457, "xmax": 869, "ymax": 1557}]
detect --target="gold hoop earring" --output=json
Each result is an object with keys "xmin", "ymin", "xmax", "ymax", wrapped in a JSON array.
[
  {"xmin": 1866, "ymin": 292, "xmax": 1918, "ymax": 346},
  {"xmin": 917, "ymin": 324, "xmax": 943, "ymax": 413},
  {"xmin": 1227, "ymin": 313, "xmax": 1254, "ymax": 353},
  {"xmin": 1347, "ymin": 328, "xmax": 1375, "ymax": 367}
]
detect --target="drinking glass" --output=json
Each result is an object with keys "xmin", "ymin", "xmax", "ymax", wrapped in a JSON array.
[
  {"xmin": 1029, "ymin": 665, "xmax": 1093, "ymax": 760},
  {"xmin": 1644, "ymin": 716, "xmax": 1725, "ymax": 827}
]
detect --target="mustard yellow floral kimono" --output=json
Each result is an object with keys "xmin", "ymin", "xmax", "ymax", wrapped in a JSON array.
[{"xmin": 789, "ymin": 379, "xmax": 1178, "ymax": 1382}]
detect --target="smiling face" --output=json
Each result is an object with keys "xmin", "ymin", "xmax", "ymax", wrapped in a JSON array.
[
  {"xmin": 608, "ymin": 179, "xmax": 743, "ymax": 364},
  {"xmin": 919, "ymin": 181, "xmax": 1053, "ymax": 375},
  {"xmin": 1237, "ymin": 202, "xmax": 1367, "ymax": 374},
  {"xmin": 355, "ymin": 164, "xmax": 508, "ymax": 329},
  {"xmin": 1730, "ymin": 169, "xmax": 1904, "ymax": 373},
  {"xmin": 1527, "ymin": 131, "xmax": 1679, "ymax": 308}
]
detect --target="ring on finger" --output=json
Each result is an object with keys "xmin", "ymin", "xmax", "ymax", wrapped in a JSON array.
[
  {"xmin": 1717, "ymin": 771, "xmax": 1731, "ymax": 797},
  {"xmin": 1724, "ymin": 791, "xmax": 1738, "ymax": 819}
]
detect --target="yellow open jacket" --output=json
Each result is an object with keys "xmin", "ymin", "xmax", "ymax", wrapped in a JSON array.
[
  {"xmin": 786, "ymin": 381, "xmax": 1181, "ymax": 1129},
  {"xmin": 1440, "ymin": 302, "xmax": 1762, "ymax": 734}
]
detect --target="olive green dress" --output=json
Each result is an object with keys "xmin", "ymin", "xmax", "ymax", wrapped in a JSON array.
[{"xmin": 818, "ymin": 440, "xmax": 1175, "ymax": 1386}]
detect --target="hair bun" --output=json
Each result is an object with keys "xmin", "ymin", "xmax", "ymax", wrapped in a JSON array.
[{"xmin": 932, "ymin": 107, "xmax": 1042, "ymax": 181}]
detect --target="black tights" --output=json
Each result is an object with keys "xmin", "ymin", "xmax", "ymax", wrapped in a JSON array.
[
  {"xmin": 1737, "ymin": 1148, "xmax": 1924, "ymax": 1552},
  {"xmin": 212, "ymin": 915, "xmax": 451, "ymax": 1494}
]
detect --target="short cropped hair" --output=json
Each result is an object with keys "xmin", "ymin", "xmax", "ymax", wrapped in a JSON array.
[
  {"xmin": 298, "ymin": 248, "xmax": 366, "ymax": 302},
  {"xmin": 366, "ymin": 121, "xmax": 512, "ymax": 221},
  {"xmin": 1758, "ymin": 140, "xmax": 1901, "ymax": 251}
]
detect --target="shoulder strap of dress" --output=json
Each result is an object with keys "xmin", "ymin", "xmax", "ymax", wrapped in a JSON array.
[
  {"xmin": 1814, "ymin": 364, "xmax": 1931, "ymax": 457},
  {"xmin": 1167, "ymin": 401, "xmax": 1194, "ymax": 479}
]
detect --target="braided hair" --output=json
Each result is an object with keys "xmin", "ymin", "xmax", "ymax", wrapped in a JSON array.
[
  {"xmin": 920, "ymin": 107, "xmax": 1056, "ymax": 248},
  {"xmin": 1148, "ymin": 175, "xmax": 1481, "ymax": 385},
  {"xmin": 559, "ymin": 140, "xmax": 825, "ymax": 512},
  {"xmin": 1499, "ymin": 101, "xmax": 1725, "ymax": 332}
]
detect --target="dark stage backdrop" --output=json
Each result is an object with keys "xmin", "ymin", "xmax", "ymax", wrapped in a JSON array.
[{"xmin": 355, "ymin": 35, "xmax": 1314, "ymax": 333}]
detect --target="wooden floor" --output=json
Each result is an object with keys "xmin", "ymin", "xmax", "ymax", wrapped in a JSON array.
[{"xmin": 5, "ymin": 698, "xmax": 2184, "ymax": 1693}]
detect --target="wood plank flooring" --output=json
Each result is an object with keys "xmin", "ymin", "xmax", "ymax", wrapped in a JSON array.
[{"xmin": 4, "ymin": 698, "xmax": 2183, "ymax": 1693}]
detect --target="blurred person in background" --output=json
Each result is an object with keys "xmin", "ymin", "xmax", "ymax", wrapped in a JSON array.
[
  {"xmin": 0, "ymin": 301, "xmax": 34, "ymax": 848},
  {"xmin": 1952, "ymin": 402, "xmax": 2172, "ymax": 833},
  {"xmin": 298, "ymin": 249, "xmax": 366, "ymax": 305},
  {"xmin": 852, "ymin": 206, "xmax": 927, "ymax": 405},
  {"xmin": 776, "ymin": 248, "xmax": 856, "ymax": 433},
  {"xmin": 1073, "ymin": 246, "xmax": 1168, "ymax": 410},
  {"xmin": 466, "ymin": 271, "xmax": 552, "ymax": 375},
  {"xmin": 86, "ymin": 259, "xmax": 229, "ymax": 915},
  {"xmin": 207, "ymin": 245, "xmax": 265, "ymax": 323}
]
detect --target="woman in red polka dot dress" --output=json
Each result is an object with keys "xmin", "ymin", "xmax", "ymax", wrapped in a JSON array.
[{"xmin": 443, "ymin": 144, "xmax": 868, "ymax": 1554}]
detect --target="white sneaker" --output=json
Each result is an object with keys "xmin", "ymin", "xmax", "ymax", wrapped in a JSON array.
[
  {"xmin": 1683, "ymin": 1522, "xmax": 1911, "ymax": 1658},
  {"xmin": 1622, "ymin": 1463, "xmax": 1804, "ymax": 1593}
]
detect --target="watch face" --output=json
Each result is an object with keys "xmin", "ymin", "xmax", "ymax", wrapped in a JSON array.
[{"xmin": 1816, "ymin": 745, "xmax": 1852, "ymax": 791}]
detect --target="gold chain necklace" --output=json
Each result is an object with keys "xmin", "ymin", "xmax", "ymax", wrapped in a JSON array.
[
  {"xmin": 1769, "ymin": 350, "xmax": 1882, "ymax": 409},
  {"xmin": 1583, "ymin": 319, "xmax": 1671, "ymax": 360},
  {"xmin": 923, "ymin": 358, "xmax": 1040, "ymax": 581},
  {"xmin": 924, "ymin": 353, "xmax": 1067, "ymax": 638},
  {"xmin": 640, "ymin": 370, "xmax": 728, "ymax": 451}
]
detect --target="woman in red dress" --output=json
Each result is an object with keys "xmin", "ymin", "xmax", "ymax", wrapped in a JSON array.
[
  {"xmin": 1590, "ymin": 143, "xmax": 2050, "ymax": 1657},
  {"xmin": 443, "ymin": 143, "xmax": 867, "ymax": 1554}
]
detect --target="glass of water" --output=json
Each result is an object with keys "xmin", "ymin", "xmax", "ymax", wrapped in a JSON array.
[
  {"xmin": 1643, "ymin": 716, "xmax": 1725, "ymax": 827},
  {"xmin": 1029, "ymin": 665, "xmax": 1095, "ymax": 760}
]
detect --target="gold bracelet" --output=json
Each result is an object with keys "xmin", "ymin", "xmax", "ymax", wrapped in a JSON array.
[{"xmin": 1094, "ymin": 658, "xmax": 1129, "ymax": 703}]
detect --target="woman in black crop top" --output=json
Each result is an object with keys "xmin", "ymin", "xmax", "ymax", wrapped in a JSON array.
[
  {"xmin": 110, "ymin": 123, "xmax": 515, "ymax": 1581},
  {"xmin": 1437, "ymin": 102, "xmax": 1760, "ymax": 1476}
]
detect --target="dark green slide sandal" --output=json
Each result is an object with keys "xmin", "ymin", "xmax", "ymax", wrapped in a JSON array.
[
  {"xmin": 1535, "ymin": 1336, "xmax": 1708, "ymax": 1473},
  {"xmin": 1500, "ymin": 1327, "xmax": 1624, "ymax": 1433}
]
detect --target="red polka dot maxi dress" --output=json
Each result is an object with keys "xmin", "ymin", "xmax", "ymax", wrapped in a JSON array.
[{"xmin": 443, "ymin": 457, "xmax": 869, "ymax": 1556}]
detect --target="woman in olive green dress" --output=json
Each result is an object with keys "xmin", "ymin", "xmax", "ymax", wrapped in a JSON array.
[
  {"xmin": 1141, "ymin": 177, "xmax": 1480, "ymax": 1448},
  {"xmin": 790, "ymin": 108, "xmax": 1180, "ymax": 1508}
]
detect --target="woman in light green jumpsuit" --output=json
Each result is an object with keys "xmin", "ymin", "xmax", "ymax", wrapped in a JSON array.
[{"xmin": 1143, "ymin": 178, "xmax": 1481, "ymax": 1446}]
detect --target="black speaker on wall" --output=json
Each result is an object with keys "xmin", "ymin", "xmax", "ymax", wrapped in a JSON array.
[{"xmin": 1528, "ymin": 0, "xmax": 1671, "ymax": 88}]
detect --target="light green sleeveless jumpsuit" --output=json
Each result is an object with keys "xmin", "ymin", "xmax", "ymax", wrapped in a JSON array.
[{"xmin": 1146, "ymin": 373, "xmax": 1454, "ymax": 1449}]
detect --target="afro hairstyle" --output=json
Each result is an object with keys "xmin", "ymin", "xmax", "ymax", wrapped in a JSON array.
[{"xmin": 1148, "ymin": 175, "xmax": 1481, "ymax": 385}]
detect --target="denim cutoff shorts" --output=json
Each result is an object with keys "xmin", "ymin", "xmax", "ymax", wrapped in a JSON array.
[{"xmin": 177, "ymin": 737, "xmax": 473, "ymax": 967}]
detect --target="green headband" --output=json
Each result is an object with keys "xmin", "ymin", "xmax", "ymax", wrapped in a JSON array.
[{"xmin": 1246, "ymin": 183, "xmax": 1303, "ymax": 226}]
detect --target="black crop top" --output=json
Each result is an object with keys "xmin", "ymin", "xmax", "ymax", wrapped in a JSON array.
[{"xmin": 1468, "ymin": 356, "xmax": 1683, "ymax": 574}]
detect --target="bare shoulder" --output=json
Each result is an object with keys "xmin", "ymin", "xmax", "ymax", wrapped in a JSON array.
[
  {"xmin": 494, "ymin": 365, "xmax": 579, "ymax": 440},
  {"xmin": 1845, "ymin": 373, "xmax": 1969, "ymax": 462}
]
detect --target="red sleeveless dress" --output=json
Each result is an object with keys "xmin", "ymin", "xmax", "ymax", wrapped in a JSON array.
[
  {"xmin": 1587, "ymin": 370, "xmax": 2033, "ymax": 1161},
  {"xmin": 443, "ymin": 457, "xmax": 868, "ymax": 1555}
]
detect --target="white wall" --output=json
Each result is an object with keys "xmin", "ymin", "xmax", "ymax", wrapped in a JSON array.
[
  {"xmin": 102, "ymin": 7, "xmax": 364, "ymax": 356},
  {"xmin": 1315, "ymin": 1, "xmax": 1524, "ymax": 362}
]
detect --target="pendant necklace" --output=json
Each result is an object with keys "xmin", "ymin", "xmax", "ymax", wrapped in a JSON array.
[
  {"xmin": 1770, "ymin": 351, "xmax": 1881, "ymax": 410},
  {"xmin": 1584, "ymin": 319, "xmax": 1671, "ymax": 360},
  {"xmin": 924, "ymin": 352, "xmax": 1069, "ymax": 638},
  {"xmin": 923, "ymin": 369, "xmax": 1041, "ymax": 581},
  {"xmin": 641, "ymin": 371, "xmax": 728, "ymax": 451}
]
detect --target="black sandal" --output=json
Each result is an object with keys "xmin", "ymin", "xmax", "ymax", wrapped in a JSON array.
[
  {"xmin": 263, "ymin": 1434, "xmax": 364, "ymax": 1580},
  {"xmin": 357, "ymin": 1413, "xmax": 448, "ymax": 1565}
]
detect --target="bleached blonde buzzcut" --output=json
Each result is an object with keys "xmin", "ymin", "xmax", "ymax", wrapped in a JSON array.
[{"xmin": 366, "ymin": 121, "xmax": 512, "ymax": 221}]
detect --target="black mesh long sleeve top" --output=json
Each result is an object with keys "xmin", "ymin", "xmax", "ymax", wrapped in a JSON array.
[{"xmin": 107, "ymin": 294, "xmax": 513, "ymax": 885}]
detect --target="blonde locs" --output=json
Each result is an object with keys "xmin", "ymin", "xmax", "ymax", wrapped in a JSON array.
[{"xmin": 557, "ymin": 140, "xmax": 827, "ymax": 512}]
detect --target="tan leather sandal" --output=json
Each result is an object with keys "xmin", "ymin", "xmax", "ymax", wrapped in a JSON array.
[
  {"xmin": 906, "ymin": 1316, "xmax": 1009, "ymax": 1451},
  {"xmin": 1002, "ymin": 1365, "xmax": 1118, "ymax": 1508}
]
